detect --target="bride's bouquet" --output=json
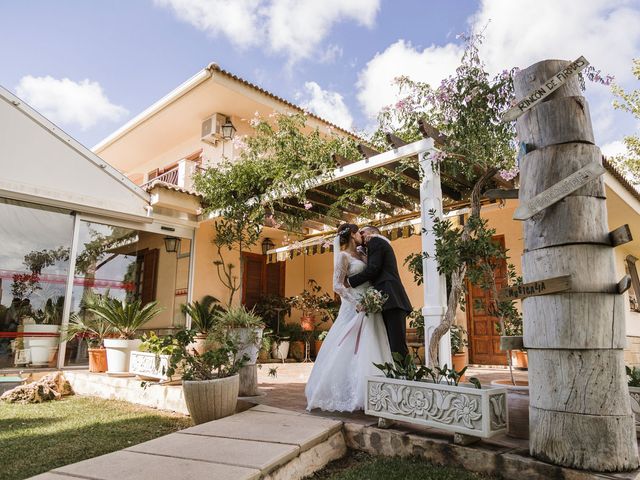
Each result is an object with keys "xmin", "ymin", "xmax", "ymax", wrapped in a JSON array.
[{"xmin": 358, "ymin": 287, "xmax": 388, "ymax": 314}]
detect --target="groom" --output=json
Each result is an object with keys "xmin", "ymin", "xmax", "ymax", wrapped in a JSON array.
[{"xmin": 347, "ymin": 226, "xmax": 411, "ymax": 357}]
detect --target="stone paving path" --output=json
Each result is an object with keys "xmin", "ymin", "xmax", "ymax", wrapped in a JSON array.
[{"xmin": 29, "ymin": 404, "xmax": 346, "ymax": 480}]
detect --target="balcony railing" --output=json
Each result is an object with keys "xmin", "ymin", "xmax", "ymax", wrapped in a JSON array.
[{"xmin": 142, "ymin": 166, "xmax": 179, "ymax": 187}]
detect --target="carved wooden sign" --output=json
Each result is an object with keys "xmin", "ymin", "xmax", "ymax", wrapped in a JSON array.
[
  {"xmin": 513, "ymin": 163, "xmax": 605, "ymax": 221},
  {"xmin": 499, "ymin": 275, "xmax": 571, "ymax": 300},
  {"xmin": 502, "ymin": 56, "xmax": 590, "ymax": 122}
]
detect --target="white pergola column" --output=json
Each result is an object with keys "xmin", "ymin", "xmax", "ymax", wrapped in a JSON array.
[{"xmin": 419, "ymin": 151, "xmax": 451, "ymax": 368}]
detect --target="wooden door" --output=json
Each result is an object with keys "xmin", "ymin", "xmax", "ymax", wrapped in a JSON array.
[
  {"xmin": 467, "ymin": 236, "xmax": 508, "ymax": 365},
  {"xmin": 242, "ymin": 253, "xmax": 286, "ymax": 309}
]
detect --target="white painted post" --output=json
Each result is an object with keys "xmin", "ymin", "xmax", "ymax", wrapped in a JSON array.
[
  {"xmin": 177, "ymin": 159, "xmax": 197, "ymax": 190},
  {"xmin": 419, "ymin": 151, "xmax": 451, "ymax": 367}
]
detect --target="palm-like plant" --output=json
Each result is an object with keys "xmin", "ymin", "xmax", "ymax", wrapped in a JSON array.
[
  {"xmin": 181, "ymin": 295, "xmax": 224, "ymax": 334},
  {"xmin": 62, "ymin": 312, "xmax": 113, "ymax": 348},
  {"xmin": 86, "ymin": 296, "xmax": 163, "ymax": 339}
]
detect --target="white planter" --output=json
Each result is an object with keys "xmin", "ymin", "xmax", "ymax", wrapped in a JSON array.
[
  {"xmin": 629, "ymin": 386, "xmax": 640, "ymax": 437},
  {"xmin": 129, "ymin": 351, "xmax": 173, "ymax": 381},
  {"xmin": 271, "ymin": 340, "xmax": 290, "ymax": 360},
  {"xmin": 23, "ymin": 324, "xmax": 59, "ymax": 366},
  {"xmin": 104, "ymin": 338, "xmax": 142, "ymax": 375},
  {"xmin": 365, "ymin": 375, "xmax": 508, "ymax": 439},
  {"xmin": 230, "ymin": 327, "xmax": 263, "ymax": 364}
]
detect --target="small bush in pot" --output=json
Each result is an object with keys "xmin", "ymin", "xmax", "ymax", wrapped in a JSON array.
[
  {"xmin": 61, "ymin": 296, "xmax": 114, "ymax": 373},
  {"xmin": 145, "ymin": 328, "xmax": 247, "ymax": 424},
  {"xmin": 286, "ymin": 323, "xmax": 306, "ymax": 361},
  {"xmin": 212, "ymin": 306, "xmax": 265, "ymax": 364}
]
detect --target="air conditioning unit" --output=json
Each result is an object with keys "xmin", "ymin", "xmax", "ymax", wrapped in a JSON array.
[{"xmin": 201, "ymin": 113, "xmax": 227, "ymax": 145}]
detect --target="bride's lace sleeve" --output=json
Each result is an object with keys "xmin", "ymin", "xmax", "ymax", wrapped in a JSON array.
[{"xmin": 333, "ymin": 252, "xmax": 359, "ymax": 304}]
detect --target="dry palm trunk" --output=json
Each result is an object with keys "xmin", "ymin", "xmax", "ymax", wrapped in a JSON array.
[{"xmin": 515, "ymin": 60, "xmax": 639, "ymax": 471}]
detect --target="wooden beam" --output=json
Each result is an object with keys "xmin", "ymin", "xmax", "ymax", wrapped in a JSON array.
[
  {"xmin": 610, "ymin": 224, "xmax": 633, "ymax": 247},
  {"xmin": 618, "ymin": 275, "xmax": 632, "ymax": 294},
  {"xmin": 500, "ymin": 336, "xmax": 524, "ymax": 351},
  {"xmin": 333, "ymin": 153, "xmax": 420, "ymax": 208},
  {"xmin": 484, "ymin": 189, "xmax": 519, "ymax": 200},
  {"xmin": 418, "ymin": 118, "xmax": 513, "ymax": 189},
  {"xmin": 499, "ymin": 275, "xmax": 572, "ymax": 300},
  {"xmin": 304, "ymin": 190, "xmax": 363, "ymax": 215}
]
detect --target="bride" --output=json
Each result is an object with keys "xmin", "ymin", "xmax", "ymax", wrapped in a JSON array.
[{"xmin": 305, "ymin": 223, "xmax": 393, "ymax": 412}]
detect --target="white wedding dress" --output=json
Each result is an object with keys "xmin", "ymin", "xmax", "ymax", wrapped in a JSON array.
[{"xmin": 305, "ymin": 251, "xmax": 393, "ymax": 412}]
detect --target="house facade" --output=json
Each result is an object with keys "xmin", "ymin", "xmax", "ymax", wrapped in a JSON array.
[{"xmin": 2, "ymin": 62, "xmax": 639, "ymax": 372}]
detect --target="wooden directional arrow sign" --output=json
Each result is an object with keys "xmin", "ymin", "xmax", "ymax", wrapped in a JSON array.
[
  {"xmin": 502, "ymin": 56, "xmax": 590, "ymax": 123},
  {"xmin": 499, "ymin": 275, "xmax": 572, "ymax": 300},
  {"xmin": 513, "ymin": 163, "xmax": 605, "ymax": 221}
]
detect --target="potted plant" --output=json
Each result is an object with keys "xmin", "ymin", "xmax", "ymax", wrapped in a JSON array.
[
  {"xmin": 366, "ymin": 353, "xmax": 507, "ymax": 440},
  {"xmin": 24, "ymin": 296, "xmax": 65, "ymax": 367},
  {"xmin": 286, "ymin": 323, "xmax": 305, "ymax": 361},
  {"xmin": 62, "ymin": 306, "xmax": 113, "ymax": 373},
  {"xmin": 258, "ymin": 328, "xmax": 273, "ymax": 363},
  {"xmin": 450, "ymin": 325, "xmax": 468, "ymax": 372},
  {"xmin": 86, "ymin": 295, "xmax": 163, "ymax": 375},
  {"xmin": 145, "ymin": 328, "xmax": 247, "ymax": 424},
  {"xmin": 130, "ymin": 332, "xmax": 181, "ymax": 381},
  {"xmin": 314, "ymin": 330, "xmax": 328, "ymax": 357},
  {"xmin": 290, "ymin": 279, "xmax": 334, "ymax": 332},
  {"xmin": 181, "ymin": 295, "xmax": 224, "ymax": 354},
  {"xmin": 213, "ymin": 306, "xmax": 265, "ymax": 364}
]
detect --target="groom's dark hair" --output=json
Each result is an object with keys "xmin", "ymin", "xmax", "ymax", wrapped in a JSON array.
[{"xmin": 362, "ymin": 225, "xmax": 381, "ymax": 234}]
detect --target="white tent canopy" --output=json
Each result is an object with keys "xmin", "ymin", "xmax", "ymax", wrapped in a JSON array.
[{"xmin": 0, "ymin": 86, "xmax": 151, "ymax": 223}]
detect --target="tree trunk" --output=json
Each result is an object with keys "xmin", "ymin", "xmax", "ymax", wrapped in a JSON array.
[
  {"xmin": 238, "ymin": 363, "xmax": 259, "ymax": 396},
  {"xmin": 516, "ymin": 60, "xmax": 639, "ymax": 471}
]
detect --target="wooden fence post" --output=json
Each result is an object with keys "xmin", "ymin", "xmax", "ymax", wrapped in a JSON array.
[{"xmin": 514, "ymin": 59, "xmax": 639, "ymax": 471}]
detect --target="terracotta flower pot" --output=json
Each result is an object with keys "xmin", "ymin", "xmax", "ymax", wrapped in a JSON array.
[
  {"xmin": 314, "ymin": 340, "xmax": 323, "ymax": 357},
  {"xmin": 88, "ymin": 348, "xmax": 107, "ymax": 373},
  {"xmin": 301, "ymin": 316, "xmax": 315, "ymax": 332},
  {"xmin": 183, "ymin": 374, "xmax": 239, "ymax": 424},
  {"xmin": 290, "ymin": 341, "xmax": 305, "ymax": 361},
  {"xmin": 491, "ymin": 379, "xmax": 530, "ymax": 439},
  {"xmin": 511, "ymin": 350, "xmax": 528, "ymax": 370},
  {"xmin": 452, "ymin": 353, "xmax": 466, "ymax": 374}
]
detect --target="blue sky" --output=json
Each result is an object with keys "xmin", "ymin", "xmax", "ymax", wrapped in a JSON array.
[{"xmin": 1, "ymin": 0, "xmax": 639, "ymax": 155}]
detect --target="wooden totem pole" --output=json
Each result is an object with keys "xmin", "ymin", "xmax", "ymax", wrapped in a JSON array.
[{"xmin": 513, "ymin": 59, "xmax": 639, "ymax": 471}]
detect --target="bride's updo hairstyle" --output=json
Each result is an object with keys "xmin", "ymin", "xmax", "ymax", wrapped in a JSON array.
[{"xmin": 337, "ymin": 223, "xmax": 358, "ymax": 248}]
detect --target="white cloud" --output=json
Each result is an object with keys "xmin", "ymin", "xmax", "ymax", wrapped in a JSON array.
[
  {"xmin": 154, "ymin": 0, "xmax": 379, "ymax": 63},
  {"xmin": 300, "ymin": 81, "xmax": 354, "ymax": 130},
  {"xmin": 356, "ymin": 40, "xmax": 463, "ymax": 119},
  {"xmin": 319, "ymin": 44, "xmax": 344, "ymax": 64},
  {"xmin": 15, "ymin": 76, "xmax": 128, "ymax": 130},
  {"xmin": 153, "ymin": 0, "xmax": 264, "ymax": 49},
  {"xmin": 355, "ymin": 0, "xmax": 640, "ymax": 146},
  {"xmin": 266, "ymin": 0, "xmax": 378, "ymax": 63},
  {"xmin": 602, "ymin": 140, "xmax": 628, "ymax": 157}
]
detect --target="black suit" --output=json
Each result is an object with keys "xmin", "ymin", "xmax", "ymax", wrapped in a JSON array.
[{"xmin": 348, "ymin": 236, "xmax": 411, "ymax": 357}]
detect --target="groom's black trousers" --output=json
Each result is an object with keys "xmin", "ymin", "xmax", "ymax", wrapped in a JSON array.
[{"xmin": 382, "ymin": 308, "xmax": 409, "ymax": 357}]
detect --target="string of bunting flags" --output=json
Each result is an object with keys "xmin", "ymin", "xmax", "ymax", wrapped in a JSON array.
[{"xmin": 266, "ymin": 223, "xmax": 419, "ymax": 263}]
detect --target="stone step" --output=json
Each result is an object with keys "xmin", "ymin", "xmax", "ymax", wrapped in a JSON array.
[{"xmin": 28, "ymin": 406, "xmax": 346, "ymax": 480}]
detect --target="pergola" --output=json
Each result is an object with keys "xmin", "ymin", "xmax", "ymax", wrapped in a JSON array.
[{"xmin": 263, "ymin": 126, "xmax": 515, "ymax": 367}]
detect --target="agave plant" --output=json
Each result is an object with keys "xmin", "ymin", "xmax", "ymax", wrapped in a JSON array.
[
  {"xmin": 181, "ymin": 295, "xmax": 224, "ymax": 334},
  {"xmin": 86, "ymin": 296, "xmax": 163, "ymax": 339}
]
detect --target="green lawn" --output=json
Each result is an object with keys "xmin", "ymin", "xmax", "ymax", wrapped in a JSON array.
[
  {"xmin": 0, "ymin": 396, "xmax": 192, "ymax": 480},
  {"xmin": 307, "ymin": 450, "xmax": 497, "ymax": 480}
]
